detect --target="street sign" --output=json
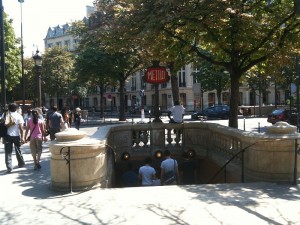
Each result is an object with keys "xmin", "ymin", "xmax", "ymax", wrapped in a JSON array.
[{"xmin": 144, "ymin": 67, "xmax": 169, "ymax": 84}]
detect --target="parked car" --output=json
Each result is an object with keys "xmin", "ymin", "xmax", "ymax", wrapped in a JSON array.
[
  {"xmin": 267, "ymin": 108, "xmax": 298, "ymax": 125},
  {"xmin": 191, "ymin": 105, "xmax": 230, "ymax": 120}
]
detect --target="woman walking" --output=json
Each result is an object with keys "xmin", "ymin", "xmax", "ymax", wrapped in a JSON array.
[{"xmin": 24, "ymin": 109, "xmax": 46, "ymax": 170}]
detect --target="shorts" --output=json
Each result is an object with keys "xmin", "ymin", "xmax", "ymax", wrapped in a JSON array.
[{"xmin": 30, "ymin": 138, "xmax": 43, "ymax": 156}]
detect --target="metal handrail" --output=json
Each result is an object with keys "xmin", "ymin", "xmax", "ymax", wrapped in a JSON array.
[
  {"xmin": 60, "ymin": 146, "xmax": 72, "ymax": 193},
  {"xmin": 207, "ymin": 142, "xmax": 259, "ymax": 184}
]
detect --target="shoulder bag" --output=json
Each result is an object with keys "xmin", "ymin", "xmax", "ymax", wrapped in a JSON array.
[
  {"xmin": 0, "ymin": 112, "xmax": 7, "ymax": 137},
  {"xmin": 164, "ymin": 159, "xmax": 177, "ymax": 185},
  {"xmin": 27, "ymin": 123, "xmax": 37, "ymax": 141}
]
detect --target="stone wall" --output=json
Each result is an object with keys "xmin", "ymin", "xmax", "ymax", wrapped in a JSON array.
[{"xmin": 50, "ymin": 122, "xmax": 300, "ymax": 190}]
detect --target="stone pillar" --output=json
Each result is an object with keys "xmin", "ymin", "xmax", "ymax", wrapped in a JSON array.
[
  {"xmin": 245, "ymin": 122, "xmax": 300, "ymax": 184},
  {"xmin": 50, "ymin": 128, "xmax": 110, "ymax": 191}
]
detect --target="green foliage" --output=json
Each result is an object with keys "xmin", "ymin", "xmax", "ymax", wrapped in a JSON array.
[
  {"xmin": 1, "ymin": 13, "xmax": 22, "ymax": 95},
  {"xmin": 41, "ymin": 47, "xmax": 75, "ymax": 97},
  {"xmin": 192, "ymin": 60, "xmax": 230, "ymax": 92},
  {"xmin": 92, "ymin": 0, "xmax": 300, "ymax": 127}
]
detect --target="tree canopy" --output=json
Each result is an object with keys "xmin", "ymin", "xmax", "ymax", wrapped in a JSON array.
[
  {"xmin": 93, "ymin": 0, "xmax": 300, "ymax": 127},
  {"xmin": 41, "ymin": 47, "xmax": 75, "ymax": 99},
  {"xmin": 1, "ymin": 12, "xmax": 22, "ymax": 102}
]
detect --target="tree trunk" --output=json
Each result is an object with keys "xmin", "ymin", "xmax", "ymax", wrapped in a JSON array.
[
  {"xmin": 217, "ymin": 90, "xmax": 222, "ymax": 105},
  {"xmin": 168, "ymin": 62, "xmax": 179, "ymax": 105},
  {"xmin": 119, "ymin": 77, "xmax": 126, "ymax": 121},
  {"xmin": 228, "ymin": 75, "xmax": 240, "ymax": 128}
]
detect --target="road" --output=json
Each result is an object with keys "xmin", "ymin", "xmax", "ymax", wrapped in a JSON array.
[{"xmin": 81, "ymin": 115, "xmax": 272, "ymax": 135}]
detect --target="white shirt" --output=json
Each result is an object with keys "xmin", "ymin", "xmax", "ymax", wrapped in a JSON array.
[
  {"xmin": 7, "ymin": 111, "xmax": 24, "ymax": 136},
  {"xmin": 169, "ymin": 105, "xmax": 185, "ymax": 123},
  {"xmin": 139, "ymin": 165, "xmax": 156, "ymax": 186},
  {"xmin": 161, "ymin": 158, "xmax": 178, "ymax": 174}
]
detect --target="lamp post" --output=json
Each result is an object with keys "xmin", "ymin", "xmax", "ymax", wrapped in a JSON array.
[
  {"xmin": 0, "ymin": 0, "xmax": 6, "ymax": 107},
  {"xmin": 33, "ymin": 49, "xmax": 42, "ymax": 107},
  {"xmin": 18, "ymin": 0, "xmax": 25, "ymax": 112}
]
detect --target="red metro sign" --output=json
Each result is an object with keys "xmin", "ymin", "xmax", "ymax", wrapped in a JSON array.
[{"xmin": 144, "ymin": 67, "xmax": 169, "ymax": 84}]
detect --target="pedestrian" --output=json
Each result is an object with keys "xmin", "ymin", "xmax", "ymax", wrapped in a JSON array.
[
  {"xmin": 74, "ymin": 107, "xmax": 82, "ymax": 130},
  {"xmin": 3, "ymin": 103, "xmax": 25, "ymax": 173},
  {"xmin": 121, "ymin": 162, "xmax": 139, "ymax": 187},
  {"xmin": 24, "ymin": 109, "xmax": 47, "ymax": 170},
  {"xmin": 139, "ymin": 156, "xmax": 159, "ymax": 186},
  {"xmin": 48, "ymin": 105, "xmax": 63, "ymax": 141},
  {"xmin": 168, "ymin": 100, "xmax": 185, "ymax": 123},
  {"xmin": 160, "ymin": 150, "xmax": 180, "ymax": 185},
  {"xmin": 61, "ymin": 107, "xmax": 70, "ymax": 131},
  {"xmin": 23, "ymin": 107, "xmax": 32, "ymax": 127},
  {"xmin": 46, "ymin": 105, "xmax": 54, "ymax": 131},
  {"xmin": 68, "ymin": 108, "xmax": 73, "ymax": 128}
]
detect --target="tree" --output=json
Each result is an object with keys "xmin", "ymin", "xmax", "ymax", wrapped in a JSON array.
[
  {"xmin": 73, "ymin": 9, "xmax": 147, "ymax": 121},
  {"xmin": 41, "ymin": 47, "xmax": 75, "ymax": 108},
  {"xmin": 193, "ymin": 60, "xmax": 230, "ymax": 105},
  {"xmin": 94, "ymin": 0, "xmax": 300, "ymax": 128},
  {"xmin": 1, "ymin": 12, "xmax": 22, "ymax": 102},
  {"xmin": 74, "ymin": 29, "xmax": 119, "ymax": 117}
]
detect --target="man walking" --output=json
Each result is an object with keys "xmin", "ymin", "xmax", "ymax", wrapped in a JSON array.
[
  {"xmin": 48, "ymin": 106, "xmax": 63, "ymax": 141},
  {"xmin": 4, "ymin": 103, "xmax": 25, "ymax": 173}
]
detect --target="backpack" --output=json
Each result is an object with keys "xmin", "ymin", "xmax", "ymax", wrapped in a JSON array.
[{"xmin": 0, "ymin": 113, "xmax": 7, "ymax": 137}]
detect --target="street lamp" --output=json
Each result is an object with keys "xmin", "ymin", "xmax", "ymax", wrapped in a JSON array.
[
  {"xmin": 18, "ymin": 0, "xmax": 25, "ymax": 113},
  {"xmin": 0, "ymin": 0, "xmax": 6, "ymax": 107},
  {"xmin": 33, "ymin": 49, "xmax": 42, "ymax": 107}
]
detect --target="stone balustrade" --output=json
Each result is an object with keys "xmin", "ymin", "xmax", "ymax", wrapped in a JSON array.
[{"xmin": 50, "ymin": 122, "xmax": 300, "ymax": 191}]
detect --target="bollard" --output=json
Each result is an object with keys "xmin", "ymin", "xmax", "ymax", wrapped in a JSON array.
[
  {"xmin": 243, "ymin": 117, "xmax": 246, "ymax": 131},
  {"xmin": 258, "ymin": 122, "xmax": 261, "ymax": 133}
]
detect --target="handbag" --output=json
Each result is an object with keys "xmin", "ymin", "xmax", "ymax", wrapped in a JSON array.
[
  {"xmin": 0, "ymin": 113, "xmax": 7, "ymax": 138},
  {"xmin": 5, "ymin": 112, "xmax": 16, "ymax": 128},
  {"xmin": 164, "ymin": 160, "xmax": 177, "ymax": 185},
  {"xmin": 45, "ymin": 128, "xmax": 50, "ymax": 137}
]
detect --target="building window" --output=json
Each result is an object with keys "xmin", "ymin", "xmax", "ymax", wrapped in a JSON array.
[
  {"xmin": 161, "ymin": 82, "xmax": 167, "ymax": 88},
  {"xmin": 250, "ymin": 91, "xmax": 256, "ymax": 106},
  {"xmin": 284, "ymin": 90, "xmax": 290, "ymax": 105},
  {"xmin": 131, "ymin": 76, "xmax": 136, "ymax": 91},
  {"xmin": 222, "ymin": 92, "xmax": 230, "ymax": 105},
  {"xmin": 192, "ymin": 67, "xmax": 201, "ymax": 84},
  {"xmin": 64, "ymin": 40, "xmax": 71, "ymax": 50},
  {"xmin": 140, "ymin": 70, "xmax": 146, "ymax": 89},
  {"xmin": 84, "ymin": 98, "xmax": 89, "ymax": 108},
  {"xmin": 93, "ymin": 97, "xmax": 98, "ymax": 107},
  {"xmin": 111, "ymin": 87, "xmax": 117, "ymax": 93},
  {"xmin": 208, "ymin": 93, "xmax": 215, "ymax": 106},
  {"xmin": 263, "ymin": 92, "xmax": 269, "ymax": 105},
  {"xmin": 55, "ymin": 42, "xmax": 62, "ymax": 47},
  {"xmin": 239, "ymin": 92, "xmax": 243, "ymax": 105},
  {"xmin": 180, "ymin": 93, "xmax": 186, "ymax": 107},
  {"xmin": 178, "ymin": 67, "xmax": 186, "ymax": 87},
  {"xmin": 47, "ymin": 43, "xmax": 53, "ymax": 48}
]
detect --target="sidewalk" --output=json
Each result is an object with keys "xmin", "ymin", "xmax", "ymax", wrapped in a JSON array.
[{"xmin": 1, "ymin": 125, "xmax": 299, "ymax": 225}]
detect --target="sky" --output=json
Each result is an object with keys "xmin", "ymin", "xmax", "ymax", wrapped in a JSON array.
[{"xmin": 3, "ymin": 0, "xmax": 94, "ymax": 57}]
